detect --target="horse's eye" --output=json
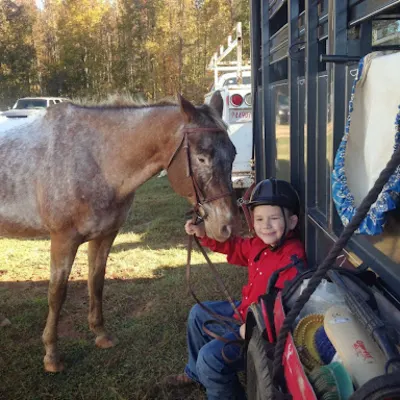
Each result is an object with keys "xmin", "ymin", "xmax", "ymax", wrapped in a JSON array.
[{"xmin": 198, "ymin": 157, "xmax": 206, "ymax": 163}]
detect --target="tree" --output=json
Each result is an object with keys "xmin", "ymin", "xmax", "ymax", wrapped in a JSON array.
[
  {"xmin": 0, "ymin": 0, "xmax": 38, "ymax": 107},
  {"xmin": 1, "ymin": 0, "xmax": 251, "ymax": 105}
]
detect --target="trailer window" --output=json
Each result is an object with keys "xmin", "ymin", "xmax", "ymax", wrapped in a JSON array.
[
  {"xmin": 273, "ymin": 83, "xmax": 291, "ymax": 182},
  {"xmin": 372, "ymin": 20, "xmax": 400, "ymax": 46}
]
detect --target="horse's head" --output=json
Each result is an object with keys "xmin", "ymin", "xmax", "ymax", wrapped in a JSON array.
[{"xmin": 167, "ymin": 92, "xmax": 238, "ymax": 242}]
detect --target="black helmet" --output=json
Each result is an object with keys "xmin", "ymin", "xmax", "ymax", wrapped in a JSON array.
[{"xmin": 247, "ymin": 178, "xmax": 300, "ymax": 215}]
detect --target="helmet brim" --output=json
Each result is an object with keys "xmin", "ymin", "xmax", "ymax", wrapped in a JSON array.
[{"xmin": 247, "ymin": 197, "xmax": 299, "ymax": 215}]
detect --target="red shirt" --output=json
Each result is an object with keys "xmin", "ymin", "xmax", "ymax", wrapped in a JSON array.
[{"xmin": 200, "ymin": 234, "xmax": 307, "ymax": 320}]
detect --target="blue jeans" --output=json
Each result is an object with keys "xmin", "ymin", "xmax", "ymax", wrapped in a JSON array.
[{"xmin": 184, "ymin": 301, "xmax": 246, "ymax": 400}]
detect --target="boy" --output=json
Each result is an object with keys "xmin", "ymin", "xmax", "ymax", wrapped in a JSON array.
[{"xmin": 165, "ymin": 178, "xmax": 306, "ymax": 400}]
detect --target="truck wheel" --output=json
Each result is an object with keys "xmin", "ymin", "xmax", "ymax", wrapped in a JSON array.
[{"xmin": 246, "ymin": 325, "xmax": 274, "ymax": 400}]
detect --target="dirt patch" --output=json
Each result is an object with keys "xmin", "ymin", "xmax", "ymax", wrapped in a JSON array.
[
  {"xmin": 58, "ymin": 315, "xmax": 87, "ymax": 339},
  {"xmin": 131, "ymin": 299, "xmax": 156, "ymax": 318}
]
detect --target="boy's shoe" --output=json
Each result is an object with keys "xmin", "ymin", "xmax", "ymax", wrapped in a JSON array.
[{"xmin": 163, "ymin": 373, "xmax": 195, "ymax": 386}]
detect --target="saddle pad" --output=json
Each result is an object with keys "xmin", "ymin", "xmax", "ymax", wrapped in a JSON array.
[{"xmin": 332, "ymin": 51, "xmax": 400, "ymax": 235}]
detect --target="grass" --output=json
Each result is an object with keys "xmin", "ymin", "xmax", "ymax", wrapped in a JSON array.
[{"xmin": 0, "ymin": 177, "xmax": 247, "ymax": 400}]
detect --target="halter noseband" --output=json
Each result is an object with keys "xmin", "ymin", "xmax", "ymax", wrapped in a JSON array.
[{"xmin": 166, "ymin": 127, "xmax": 233, "ymax": 220}]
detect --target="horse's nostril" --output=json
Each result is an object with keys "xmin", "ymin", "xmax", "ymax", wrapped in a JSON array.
[{"xmin": 221, "ymin": 225, "xmax": 232, "ymax": 237}]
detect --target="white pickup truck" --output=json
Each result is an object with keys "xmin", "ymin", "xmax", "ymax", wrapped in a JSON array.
[
  {"xmin": 2, "ymin": 97, "xmax": 69, "ymax": 118},
  {"xmin": 204, "ymin": 23, "xmax": 254, "ymax": 195}
]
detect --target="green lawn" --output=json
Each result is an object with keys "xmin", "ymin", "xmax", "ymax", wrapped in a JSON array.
[{"xmin": 0, "ymin": 177, "xmax": 246, "ymax": 400}]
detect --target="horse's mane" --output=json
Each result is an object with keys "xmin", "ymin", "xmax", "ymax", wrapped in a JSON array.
[
  {"xmin": 70, "ymin": 94, "xmax": 177, "ymax": 110},
  {"xmin": 69, "ymin": 94, "xmax": 227, "ymax": 130}
]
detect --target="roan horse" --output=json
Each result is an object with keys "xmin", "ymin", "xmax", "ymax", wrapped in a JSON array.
[{"xmin": 0, "ymin": 92, "xmax": 237, "ymax": 372}]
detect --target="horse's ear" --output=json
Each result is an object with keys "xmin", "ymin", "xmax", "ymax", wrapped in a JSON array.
[
  {"xmin": 177, "ymin": 93, "xmax": 197, "ymax": 122},
  {"xmin": 209, "ymin": 90, "xmax": 223, "ymax": 118}
]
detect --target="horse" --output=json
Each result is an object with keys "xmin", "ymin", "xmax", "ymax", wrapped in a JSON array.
[{"xmin": 0, "ymin": 92, "xmax": 238, "ymax": 372}]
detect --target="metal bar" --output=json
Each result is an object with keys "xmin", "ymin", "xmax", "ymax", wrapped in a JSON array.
[
  {"xmin": 215, "ymin": 39, "xmax": 238, "ymax": 63},
  {"xmin": 321, "ymin": 54, "xmax": 360, "ymax": 63},
  {"xmin": 319, "ymin": 13, "xmax": 329, "ymax": 25},
  {"xmin": 374, "ymin": 12, "xmax": 400, "ymax": 19},
  {"xmin": 328, "ymin": 0, "xmax": 348, "ymax": 232},
  {"xmin": 250, "ymin": 0, "xmax": 263, "ymax": 182},
  {"xmin": 372, "ymin": 45, "xmax": 400, "ymax": 51},
  {"xmin": 349, "ymin": 0, "xmax": 400, "ymax": 26},
  {"xmin": 270, "ymin": 23, "xmax": 288, "ymax": 43},
  {"xmin": 269, "ymin": 49, "xmax": 289, "ymax": 64},
  {"xmin": 359, "ymin": 20, "xmax": 373, "ymax": 57},
  {"xmin": 288, "ymin": 0, "xmax": 301, "ymax": 188},
  {"xmin": 305, "ymin": 0, "xmax": 319, "ymax": 261},
  {"xmin": 208, "ymin": 66, "xmax": 252, "ymax": 72},
  {"xmin": 307, "ymin": 212, "xmax": 361, "ymax": 266},
  {"xmin": 270, "ymin": 40, "xmax": 289, "ymax": 55},
  {"xmin": 298, "ymin": 78, "xmax": 306, "ymax": 237},
  {"xmin": 262, "ymin": 0, "xmax": 275, "ymax": 179},
  {"xmin": 270, "ymin": 0, "xmax": 287, "ymax": 19},
  {"xmin": 288, "ymin": 0, "xmax": 303, "ymax": 232}
]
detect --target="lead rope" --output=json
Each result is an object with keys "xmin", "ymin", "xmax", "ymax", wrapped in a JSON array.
[
  {"xmin": 186, "ymin": 223, "xmax": 244, "ymax": 325},
  {"xmin": 271, "ymin": 146, "xmax": 400, "ymax": 392},
  {"xmin": 184, "ymin": 184, "xmax": 257, "ymax": 361},
  {"xmin": 188, "ymin": 183, "xmax": 256, "ymax": 319},
  {"xmin": 185, "ymin": 214, "xmax": 245, "ymax": 363},
  {"xmin": 186, "ymin": 233, "xmax": 247, "ymax": 363}
]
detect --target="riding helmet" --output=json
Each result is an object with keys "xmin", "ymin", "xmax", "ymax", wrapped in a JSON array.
[{"xmin": 247, "ymin": 178, "xmax": 300, "ymax": 215}]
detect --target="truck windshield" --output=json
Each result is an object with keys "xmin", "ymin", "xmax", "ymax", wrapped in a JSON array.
[
  {"xmin": 223, "ymin": 76, "xmax": 251, "ymax": 86},
  {"xmin": 14, "ymin": 99, "xmax": 47, "ymax": 109}
]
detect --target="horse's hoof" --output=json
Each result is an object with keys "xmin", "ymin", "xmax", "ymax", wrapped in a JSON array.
[
  {"xmin": 44, "ymin": 355, "xmax": 64, "ymax": 373},
  {"xmin": 95, "ymin": 335, "xmax": 118, "ymax": 349}
]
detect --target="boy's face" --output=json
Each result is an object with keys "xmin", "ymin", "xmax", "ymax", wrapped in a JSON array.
[{"xmin": 253, "ymin": 205, "xmax": 298, "ymax": 245}]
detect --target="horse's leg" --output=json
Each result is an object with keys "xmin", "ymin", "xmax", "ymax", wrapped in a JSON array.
[
  {"xmin": 42, "ymin": 232, "xmax": 81, "ymax": 372},
  {"xmin": 87, "ymin": 231, "xmax": 118, "ymax": 348}
]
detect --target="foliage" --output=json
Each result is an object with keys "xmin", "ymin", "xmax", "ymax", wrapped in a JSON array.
[
  {"xmin": 0, "ymin": 0, "xmax": 38, "ymax": 108},
  {"xmin": 0, "ymin": 0, "xmax": 250, "ymax": 108}
]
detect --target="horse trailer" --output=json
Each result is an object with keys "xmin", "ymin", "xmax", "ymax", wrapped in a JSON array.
[{"xmin": 245, "ymin": 0, "xmax": 400, "ymax": 398}]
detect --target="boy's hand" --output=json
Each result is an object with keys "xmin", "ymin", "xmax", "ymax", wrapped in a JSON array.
[
  {"xmin": 185, "ymin": 220, "xmax": 206, "ymax": 238},
  {"xmin": 239, "ymin": 323, "xmax": 246, "ymax": 339}
]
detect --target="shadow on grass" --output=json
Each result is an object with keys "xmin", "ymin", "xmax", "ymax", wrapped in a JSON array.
[
  {"xmin": 0, "ymin": 176, "xmax": 249, "ymax": 399},
  {"xmin": 110, "ymin": 238, "xmax": 187, "ymax": 254},
  {"xmin": 0, "ymin": 261, "xmax": 246, "ymax": 400}
]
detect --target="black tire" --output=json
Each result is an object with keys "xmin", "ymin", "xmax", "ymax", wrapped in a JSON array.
[
  {"xmin": 350, "ymin": 374, "xmax": 400, "ymax": 400},
  {"xmin": 246, "ymin": 325, "xmax": 274, "ymax": 400}
]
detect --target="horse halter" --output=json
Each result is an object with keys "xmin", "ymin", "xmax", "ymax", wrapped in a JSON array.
[{"xmin": 166, "ymin": 127, "xmax": 233, "ymax": 220}]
